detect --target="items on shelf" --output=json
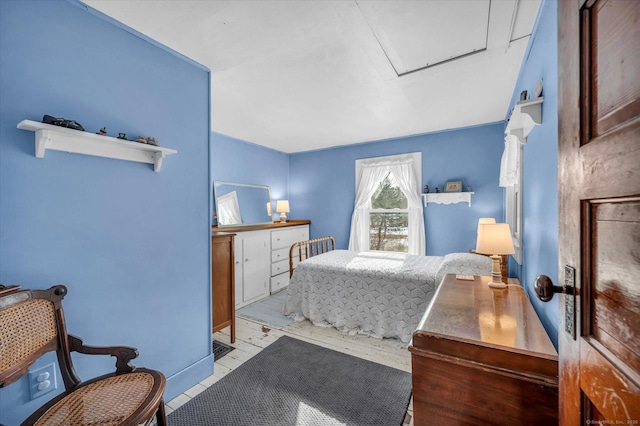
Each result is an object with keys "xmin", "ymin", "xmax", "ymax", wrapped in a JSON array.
[
  {"xmin": 43, "ymin": 113, "xmax": 162, "ymax": 147},
  {"xmin": 42, "ymin": 114, "xmax": 84, "ymax": 131},
  {"xmin": 426, "ymin": 181, "xmax": 473, "ymax": 194}
]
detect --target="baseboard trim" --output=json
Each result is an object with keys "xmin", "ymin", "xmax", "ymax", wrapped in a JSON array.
[{"xmin": 164, "ymin": 354, "xmax": 215, "ymax": 401}]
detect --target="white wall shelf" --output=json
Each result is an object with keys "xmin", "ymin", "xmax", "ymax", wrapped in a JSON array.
[
  {"xmin": 505, "ymin": 97, "xmax": 543, "ymax": 143},
  {"xmin": 422, "ymin": 192, "xmax": 474, "ymax": 207},
  {"xmin": 17, "ymin": 120, "xmax": 177, "ymax": 172}
]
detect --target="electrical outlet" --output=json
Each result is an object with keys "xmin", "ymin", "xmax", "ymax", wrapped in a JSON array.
[{"xmin": 29, "ymin": 363, "xmax": 57, "ymax": 400}]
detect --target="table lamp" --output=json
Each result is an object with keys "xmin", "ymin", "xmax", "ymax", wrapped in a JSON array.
[
  {"xmin": 477, "ymin": 217, "xmax": 496, "ymax": 230},
  {"xmin": 276, "ymin": 200, "xmax": 290, "ymax": 223},
  {"xmin": 476, "ymin": 223, "xmax": 515, "ymax": 288}
]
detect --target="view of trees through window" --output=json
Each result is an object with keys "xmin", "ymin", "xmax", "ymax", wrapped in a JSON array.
[{"xmin": 369, "ymin": 172, "xmax": 409, "ymax": 252}]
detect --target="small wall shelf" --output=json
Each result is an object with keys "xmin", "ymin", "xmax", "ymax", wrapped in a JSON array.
[
  {"xmin": 422, "ymin": 192, "xmax": 474, "ymax": 207},
  {"xmin": 17, "ymin": 120, "xmax": 177, "ymax": 172},
  {"xmin": 505, "ymin": 97, "xmax": 543, "ymax": 142}
]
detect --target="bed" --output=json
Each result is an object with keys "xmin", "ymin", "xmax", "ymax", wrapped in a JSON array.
[{"xmin": 284, "ymin": 236, "xmax": 492, "ymax": 344}]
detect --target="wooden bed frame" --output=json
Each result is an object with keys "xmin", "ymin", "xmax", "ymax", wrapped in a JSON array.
[{"xmin": 289, "ymin": 236, "xmax": 335, "ymax": 278}]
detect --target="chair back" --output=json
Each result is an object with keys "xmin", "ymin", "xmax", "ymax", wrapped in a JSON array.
[{"xmin": 0, "ymin": 286, "xmax": 68, "ymax": 387}]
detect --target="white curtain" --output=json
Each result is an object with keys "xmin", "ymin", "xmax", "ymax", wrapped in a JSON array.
[
  {"xmin": 348, "ymin": 153, "xmax": 425, "ymax": 255},
  {"xmin": 499, "ymin": 134, "xmax": 521, "ymax": 187}
]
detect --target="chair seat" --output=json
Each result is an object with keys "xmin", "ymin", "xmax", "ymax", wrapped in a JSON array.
[{"xmin": 25, "ymin": 369, "xmax": 165, "ymax": 426}]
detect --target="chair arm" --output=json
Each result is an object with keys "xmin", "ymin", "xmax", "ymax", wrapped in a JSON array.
[{"xmin": 68, "ymin": 334, "xmax": 139, "ymax": 374}]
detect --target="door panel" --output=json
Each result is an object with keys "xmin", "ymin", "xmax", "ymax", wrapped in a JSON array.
[
  {"xmin": 242, "ymin": 233, "xmax": 269, "ymax": 303},
  {"xmin": 559, "ymin": 0, "xmax": 640, "ymax": 423},
  {"xmin": 590, "ymin": 200, "xmax": 640, "ymax": 373},
  {"xmin": 587, "ymin": 0, "xmax": 640, "ymax": 139}
]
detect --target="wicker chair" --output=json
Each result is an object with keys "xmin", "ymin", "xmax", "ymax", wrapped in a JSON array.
[{"xmin": 0, "ymin": 285, "xmax": 167, "ymax": 426}]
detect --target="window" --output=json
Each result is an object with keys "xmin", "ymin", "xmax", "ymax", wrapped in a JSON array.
[
  {"xmin": 505, "ymin": 178, "xmax": 522, "ymax": 264},
  {"xmin": 348, "ymin": 152, "xmax": 425, "ymax": 255},
  {"xmin": 500, "ymin": 134, "xmax": 523, "ymax": 264},
  {"xmin": 369, "ymin": 172, "xmax": 409, "ymax": 252}
]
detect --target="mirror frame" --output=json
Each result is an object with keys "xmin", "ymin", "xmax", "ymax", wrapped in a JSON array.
[{"xmin": 213, "ymin": 180, "xmax": 273, "ymax": 227}]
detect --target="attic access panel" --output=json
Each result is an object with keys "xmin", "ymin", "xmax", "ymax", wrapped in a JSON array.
[{"xmin": 357, "ymin": 0, "xmax": 490, "ymax": 75}]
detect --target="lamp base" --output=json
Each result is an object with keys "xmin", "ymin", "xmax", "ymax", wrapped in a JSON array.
[
  {"xmin": 487, "ymin": 255, "xmax": 507, "ymax": 289},
  {"xmin": 279, "ymin": 212, "xmax": 287, "ymax": 223},
  {"xmin": 487, "ymin": 280, "xmax": 508, "ymax": 289}
]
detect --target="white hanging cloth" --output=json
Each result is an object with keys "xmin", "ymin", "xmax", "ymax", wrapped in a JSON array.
[{"xmin": 499, "ymin": 134, "xmax": 521, "ymax": 187}]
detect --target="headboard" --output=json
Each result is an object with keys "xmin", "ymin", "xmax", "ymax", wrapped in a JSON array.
[{"xmin": 289, "ymin": 236, "xmax": 336, "ymax": 278}]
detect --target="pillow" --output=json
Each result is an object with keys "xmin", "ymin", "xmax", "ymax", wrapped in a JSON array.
[{"xmin": 435, "ymin": 252, "xmax": 493, "ymax": 285}]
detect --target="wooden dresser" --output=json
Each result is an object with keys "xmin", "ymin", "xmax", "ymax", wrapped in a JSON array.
[
  {"xmin": 211, "ymin": 232, "xmax": 235, "ymax": 343},
  {"xmin": 409, "ymin": 275, "xmax": 558, "ymax": 425}
]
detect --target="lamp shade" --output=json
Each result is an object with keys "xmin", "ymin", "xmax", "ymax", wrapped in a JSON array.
[
  {"xmin": 276, "ymin": 200, "xmax": 290, "ymax": 213},
  {"xmin": 267, "ymin": 202, "xmax": 272, "ymax": 216},
  {"xmin": 477, "ymin": 217, "xmax": 496, "ymax": 234},
  {"xmin": 476, "ymin": 223, "xmax": 515, "ymax": 255}
]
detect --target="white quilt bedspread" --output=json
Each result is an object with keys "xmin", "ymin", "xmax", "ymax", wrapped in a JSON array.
[{"xmin": 284, "ymin": 250, "xmax": 445, "ymax": 344}]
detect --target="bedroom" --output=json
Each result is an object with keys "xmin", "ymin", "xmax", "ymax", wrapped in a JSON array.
[{"xmin": 1, "ymin": 0, "xmax": 638, "ymax": 425}]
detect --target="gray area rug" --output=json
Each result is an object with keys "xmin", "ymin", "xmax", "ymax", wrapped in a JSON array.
[{"xmin": 168, "ymin": 336, "xmax": 412, "ymax": 426}]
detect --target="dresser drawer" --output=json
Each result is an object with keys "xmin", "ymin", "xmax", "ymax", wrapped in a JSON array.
[
  {"xmin": 271, "ymin": 247, "xmax": 304, "ymax": 267},
  {"xmin": 271, "ymin": 247, "xmax": 289, "ymax": 263},
  {"xmin": 271, "ymin": 259, "xmax": 289, "ymax": 277},
  {"xmin": 271, "ymin": 226, "xmax": 309, "ymax": 250},
  {"xmin": 270, "ymin": 273, "xmax": 289, "ymax": 294}
]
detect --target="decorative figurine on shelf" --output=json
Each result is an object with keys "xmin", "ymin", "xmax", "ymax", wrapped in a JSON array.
[
  {"xmin": 96, "ymin": 127, "xmax": 107, "ymax": 136},
  {"xmin": 520, "ymin": 90, "xmax": 528, "ymax": 101},
  {"xmin": 423, "ymin": 185, "xmax": 429, "ymax": 193},
  {"xmin": 435, "ymin": 187, "xmax": 440, "ymax": 193},
  {"xmin": 467, "ymin": 185, "xmax": 472, "ymax": 192}
]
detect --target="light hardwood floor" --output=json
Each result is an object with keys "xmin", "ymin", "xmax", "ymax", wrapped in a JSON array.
[{"xmin": 165, "ymin": 314, "xmax": 414, "ymax": 425}]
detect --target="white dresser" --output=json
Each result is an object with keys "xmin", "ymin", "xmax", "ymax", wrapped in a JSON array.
[
  {"xmin": 270, "ymin": 225, "xmax": 308, "ymax": 293},
  {"xmin": 212, "ymin": 221, "xmax": 310, "ymax": 309}
]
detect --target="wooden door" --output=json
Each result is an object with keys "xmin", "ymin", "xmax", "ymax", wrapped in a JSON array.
[{"xmin": 558, "ymin": 0, "xmax": 640, "ymax": 423}]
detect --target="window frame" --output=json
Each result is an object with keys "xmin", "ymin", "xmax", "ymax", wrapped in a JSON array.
[
  {"xmin": 353, "ymin": 152, "xmax": 423, "ymax": 254},
  {"xmin": 505, "ymin": 142, "xmax": 523, "ymax": 264}
]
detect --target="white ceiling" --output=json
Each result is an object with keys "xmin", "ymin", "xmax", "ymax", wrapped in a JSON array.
[{"xmin": 84, "ymin": 0, "xmax": 541, "ymax": 153}]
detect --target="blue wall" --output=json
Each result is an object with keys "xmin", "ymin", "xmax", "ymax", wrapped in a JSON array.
[
  {"xmin": 0, "ymin": 1, "xmax": 212, "ymax": 424},
  {"xmin": 289, "ymin": 124, "xmax": 505, "ymax": 255},
  {"xmin": 505, "ymin": 0, "xmax": 559, "ymax": 346},
  {"xmin": 210, "ymin": 132, "xmax": 289, "ymax": 221}
]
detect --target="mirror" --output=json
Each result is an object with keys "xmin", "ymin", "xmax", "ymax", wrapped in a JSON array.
[{"xmin": 214, "ymin": 181, "xmax": 273, "ymax": 226}]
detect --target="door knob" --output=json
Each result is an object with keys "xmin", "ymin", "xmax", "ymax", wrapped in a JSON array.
[{"xmin": 535, "ymin": 274, "xmax": 575, "ymax": 302}]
